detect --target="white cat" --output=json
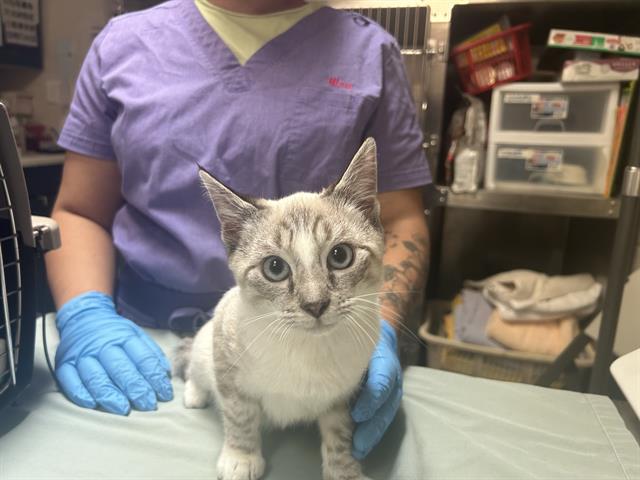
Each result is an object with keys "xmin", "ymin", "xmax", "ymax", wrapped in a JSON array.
[{"xmin": 175, "ymin": 138, "xmax": 383, "ymax": 480}]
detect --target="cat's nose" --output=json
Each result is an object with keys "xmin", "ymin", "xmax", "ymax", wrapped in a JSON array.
[{"xmin": 301, "ymin": 299, "xmax": 330, "ymax": 319}]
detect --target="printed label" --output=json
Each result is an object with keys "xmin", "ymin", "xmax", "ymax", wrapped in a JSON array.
[
  {"xmin": 525, "ymin": 150, "xmax": 563, "ymax": 171},
  {"xmin": 503, "ymin": 93, "xmax": 540, "ymax": 104},
  {"xmin": 530, "ymin": 96, "xmax": 569, "ymax": 119},
  {"xmin": 497, "ymin": 148, "xmax": 564, "ymax": 172}
]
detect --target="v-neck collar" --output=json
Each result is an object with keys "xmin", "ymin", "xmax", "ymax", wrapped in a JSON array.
[{"xmin": 182, "ymin": 0, "xmax": 332, "ymax": 77}]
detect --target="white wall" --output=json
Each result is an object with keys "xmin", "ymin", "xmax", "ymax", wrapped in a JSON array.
[{"xmin": 0, "ymin": 0, "xmax": 114, "ymax": 130}]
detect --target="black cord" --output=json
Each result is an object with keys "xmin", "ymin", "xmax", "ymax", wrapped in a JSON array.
[
  {"xmin": 34, "ymin": 235, "xmax": 56, "ymax": 382},
  {"xmin": 41, "ymin": 302, "xmax": 55, "ymax": 380}
]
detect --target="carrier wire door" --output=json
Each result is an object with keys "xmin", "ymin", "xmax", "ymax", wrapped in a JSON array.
[{"xmin": 0, "ymin": 103, "xmax": 38, "ymax": 410}]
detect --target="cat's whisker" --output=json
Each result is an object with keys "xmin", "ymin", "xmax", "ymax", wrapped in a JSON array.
[
  {"xmin": 349, "ymin": 309, "xmax": 381, "ymax": 338},
  {"xmin": 281, "ymin": 323, "xmax": 297, "ymax": 352},
  {"xmin": 350, "ymin": 300, "xmax": 404, "ymax": 323},
  {"xmin": 278, "ymin": 320, "xmax": 294, "ymax": 343},
  {"xmin": 344, "ymin": 312, "xmax": 378, "ymax": 350},
  {"xmin": 274, "ymin": 322, "xmax": 289, "ymax": 342},
  {"xmin": 351, "ymin": 289, "xmax": 421, "ymax": 299},
  {"xmin": 351, "ymin": 297, "xmax": 406, "ymax": 321},
  {"xmin": 341, "ymin": 313, "xmax": 365, "ymax": 352},
  {"xmin": 353, "ymin": 298, "xmax": 402, "ymax": 321},
  {"xmin": 221, "ymin": 316, "xmax": 282, "ymax": 380},
  {"xmin": 349, "ymin": 298, "xmax": 405, "ymax": 324},
  {"xmin": 242, "ymin": 310, "xmax": 279, "ymax": 328},
  {"xmin": 267, "ymin": 317, "xmax": 287, "ymax": 342},
  {"xmin": 350, "ymin": 303, "xmax": 429, "ymax": 349},
  {"xmin": 344, "ymin": 314, "xmax": 374, "ymax": 354},
  {"xmin": 267, "ymin": 315, "xmax": 287, "ymax": 339}
]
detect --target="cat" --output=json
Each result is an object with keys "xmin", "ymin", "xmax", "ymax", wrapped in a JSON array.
[{"xmin": 175, "ymin": 138, "xmax": 384, "ymax": 480}]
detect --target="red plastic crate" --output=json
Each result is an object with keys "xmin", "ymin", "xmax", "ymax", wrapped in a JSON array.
[{"xmin": 452, "ymin": 23, "xmax": 533, "ymax": 95}]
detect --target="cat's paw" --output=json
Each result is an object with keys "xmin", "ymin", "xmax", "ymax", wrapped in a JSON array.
[
  {"xmin": 322, "ymin": 466, "xmax": 371, "ymax": 480},
  {"xmin": 183, "ymin": 380, "xmax": 209, "ymax": 409},
  {"xmin": 324, "ymin": 475, "xmax": 372, "ymax": 480},
  {"xmin": 216, "ymin": 446, "xmax": 265, "ymax": 480},
  {"xmin": 323, "ymin": 475, "xmax": 373, "ymax": 480},
  {"xmin": 322, "ymin": 470, "xmax": 371, "ymax": 480}
]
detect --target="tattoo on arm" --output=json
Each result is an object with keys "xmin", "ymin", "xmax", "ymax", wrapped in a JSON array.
[{"xmin": 380, "ymin": 231, "xmax": 430, "ymax": 333}]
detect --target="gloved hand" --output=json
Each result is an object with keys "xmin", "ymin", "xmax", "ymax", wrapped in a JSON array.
[
  {"xmin": 55, "ymin": 291, "xmax": 173, "ymax": 415},
  {"xmin": 351, "ymin": 319, "xmax": 403, "ymax": 459}
]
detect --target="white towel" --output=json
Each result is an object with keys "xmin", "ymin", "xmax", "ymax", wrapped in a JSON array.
[
  {"xmin": 496, "ymin": 283, "xmax": 602, "ymax": 321},
  {"xmin": 466, "ymin": 270, "xmax": 601, "ymax": 322}
]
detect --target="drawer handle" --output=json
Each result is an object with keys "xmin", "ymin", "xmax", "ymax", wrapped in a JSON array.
[{"xmin": 533, "ymin": 119, "xmax": 566, "ymax": 132}]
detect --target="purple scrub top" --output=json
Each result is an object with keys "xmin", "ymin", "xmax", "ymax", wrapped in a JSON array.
[{"xmin": 58, "ymin": 0, "xmax": 431, "ymax": 329}]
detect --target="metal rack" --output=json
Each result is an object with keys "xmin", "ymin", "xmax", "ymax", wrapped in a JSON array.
[
  {"xmin": 436, "ymin": 188, "xmax": 620, "ymax": 219},
  {"xmin": 330, "ymin": 0, "xmax": 640, "ymax": 394}
]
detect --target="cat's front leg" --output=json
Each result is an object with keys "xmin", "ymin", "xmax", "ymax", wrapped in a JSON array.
[
  {"xmin": 217, "ymin": 393, "xmax": 265, "ymax": 480},
  {"xmin": 318, "ymin": 403, "xmax": 371, "ymax": 480}
]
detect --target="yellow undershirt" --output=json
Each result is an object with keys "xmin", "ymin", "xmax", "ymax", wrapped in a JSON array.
[{"xmin": 195, "ymin": 0, "xmax": 323, "ymax": 65}]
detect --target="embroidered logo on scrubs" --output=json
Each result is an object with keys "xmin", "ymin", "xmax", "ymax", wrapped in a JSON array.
[{"xmin": 328, "ymin": 77, "xmax": 353, "ymax": 90}]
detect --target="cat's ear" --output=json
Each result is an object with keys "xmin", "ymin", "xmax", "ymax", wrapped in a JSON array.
[
  {"xmin": 199, "ymin": 169, "xmax": 257, "ymax": 253},
  {"xmin": 325, "ymin": 137, "xmax": 379, "ymax": 221}
]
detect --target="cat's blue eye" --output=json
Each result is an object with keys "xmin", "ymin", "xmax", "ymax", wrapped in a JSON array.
[
  {"xmin": 262, "ymin": 256, "xmax": 290, "ymax": 282},
  {"xmin": 327, "ymin": 244, "xmax": 354, "ymax": 270}
]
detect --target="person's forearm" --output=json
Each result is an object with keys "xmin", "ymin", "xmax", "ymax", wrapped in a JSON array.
[
  {"xmin": 379, "ymin": 213, "xmax": 430, "ymax": 332},
  {"xmin": 45, "ymin": 209, "xmax": 117, "ymax": 309}
]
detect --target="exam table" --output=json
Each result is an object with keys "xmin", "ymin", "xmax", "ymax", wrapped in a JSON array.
[{"xmin": 1, "ymin": 318, "xmax": 638, "ymax": 480}]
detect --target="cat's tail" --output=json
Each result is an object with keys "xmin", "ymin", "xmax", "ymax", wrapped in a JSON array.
[{"xmin": 172, "ymin": 337, "xmax": 194, "ymax": 380}]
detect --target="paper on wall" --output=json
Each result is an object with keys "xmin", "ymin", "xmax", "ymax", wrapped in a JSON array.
[
  {"xmin": 0, "ymin": 0, "xmax": 39, "ymax": 47},
  {"xmin": 0, "ymin": 0, "xmax": 38, "ymax": 23}
]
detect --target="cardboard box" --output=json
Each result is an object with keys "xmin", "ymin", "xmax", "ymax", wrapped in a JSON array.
[
  {"xmin": 548, "ymin": 29, "xmax": 640, "ymax": 57},
  {"xmin": 562, "ymin": 58, "xmax": 640, "ymax": 82}
]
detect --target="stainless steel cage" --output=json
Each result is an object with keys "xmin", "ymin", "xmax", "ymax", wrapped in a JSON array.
[{"xmin": 342, "ymin": 5, "xmax": 431, "ymax": 140}]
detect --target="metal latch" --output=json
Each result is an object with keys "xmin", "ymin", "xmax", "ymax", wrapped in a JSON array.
[
  {"xmin": 426, "ymin": 38, "xmax": 447, "ymax": 62},
  {"xmin": 32, "ymin": 216, "xmax": 61, "ymax": 253}
]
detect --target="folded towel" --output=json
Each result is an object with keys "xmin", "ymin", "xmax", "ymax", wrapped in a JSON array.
[
  {"xmin": 466, "ymin": 270, "xmax": 601, "ymax": 322},
  {"xmin": 443, "ymin": 313, "xmax": 456, "ymax": 340},
  {"xmin": 486, "ymin": 310, "xmax": 578, "ymax": 356},
  {"xmin": 496, "ymin": 283, "xmax": 601, "ymax": 321},
  {"xmin": 454, "ymin": 289, "xmax": 501, "ymax": 347}
]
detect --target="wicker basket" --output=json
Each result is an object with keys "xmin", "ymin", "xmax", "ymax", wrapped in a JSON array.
[{"xmin": 419, "ymin": 301, "xmax": 595, "ymax": 389}]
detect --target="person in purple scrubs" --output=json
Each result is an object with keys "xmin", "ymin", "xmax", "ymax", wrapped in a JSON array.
[{"xmin": 46, "ymin": 0, "xmax": 431, "ymax": 460}]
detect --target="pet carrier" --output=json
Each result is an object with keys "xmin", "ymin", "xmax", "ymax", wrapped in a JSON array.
[{"xmin": 0, "ymin": 102, "xmax": 60, "ymax": 411}]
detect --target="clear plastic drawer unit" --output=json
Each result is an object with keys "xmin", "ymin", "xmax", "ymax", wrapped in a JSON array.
[{"xmin": 486, "ymin": 82, "xmax": 619, "ymax": 194}]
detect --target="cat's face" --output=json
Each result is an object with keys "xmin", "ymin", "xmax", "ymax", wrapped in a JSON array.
[{"xmin": 200, "ymin": 138, "xmax": 384, "ymax": 336}]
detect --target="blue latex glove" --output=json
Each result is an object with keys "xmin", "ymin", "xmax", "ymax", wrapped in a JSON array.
[
  {"xmin": 351, "ymin": 319, "xmax": 403, "ymax": 459},
  {"xmin": 55, "ymin": 291, "xmax": 173, "ymax": 415}
]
